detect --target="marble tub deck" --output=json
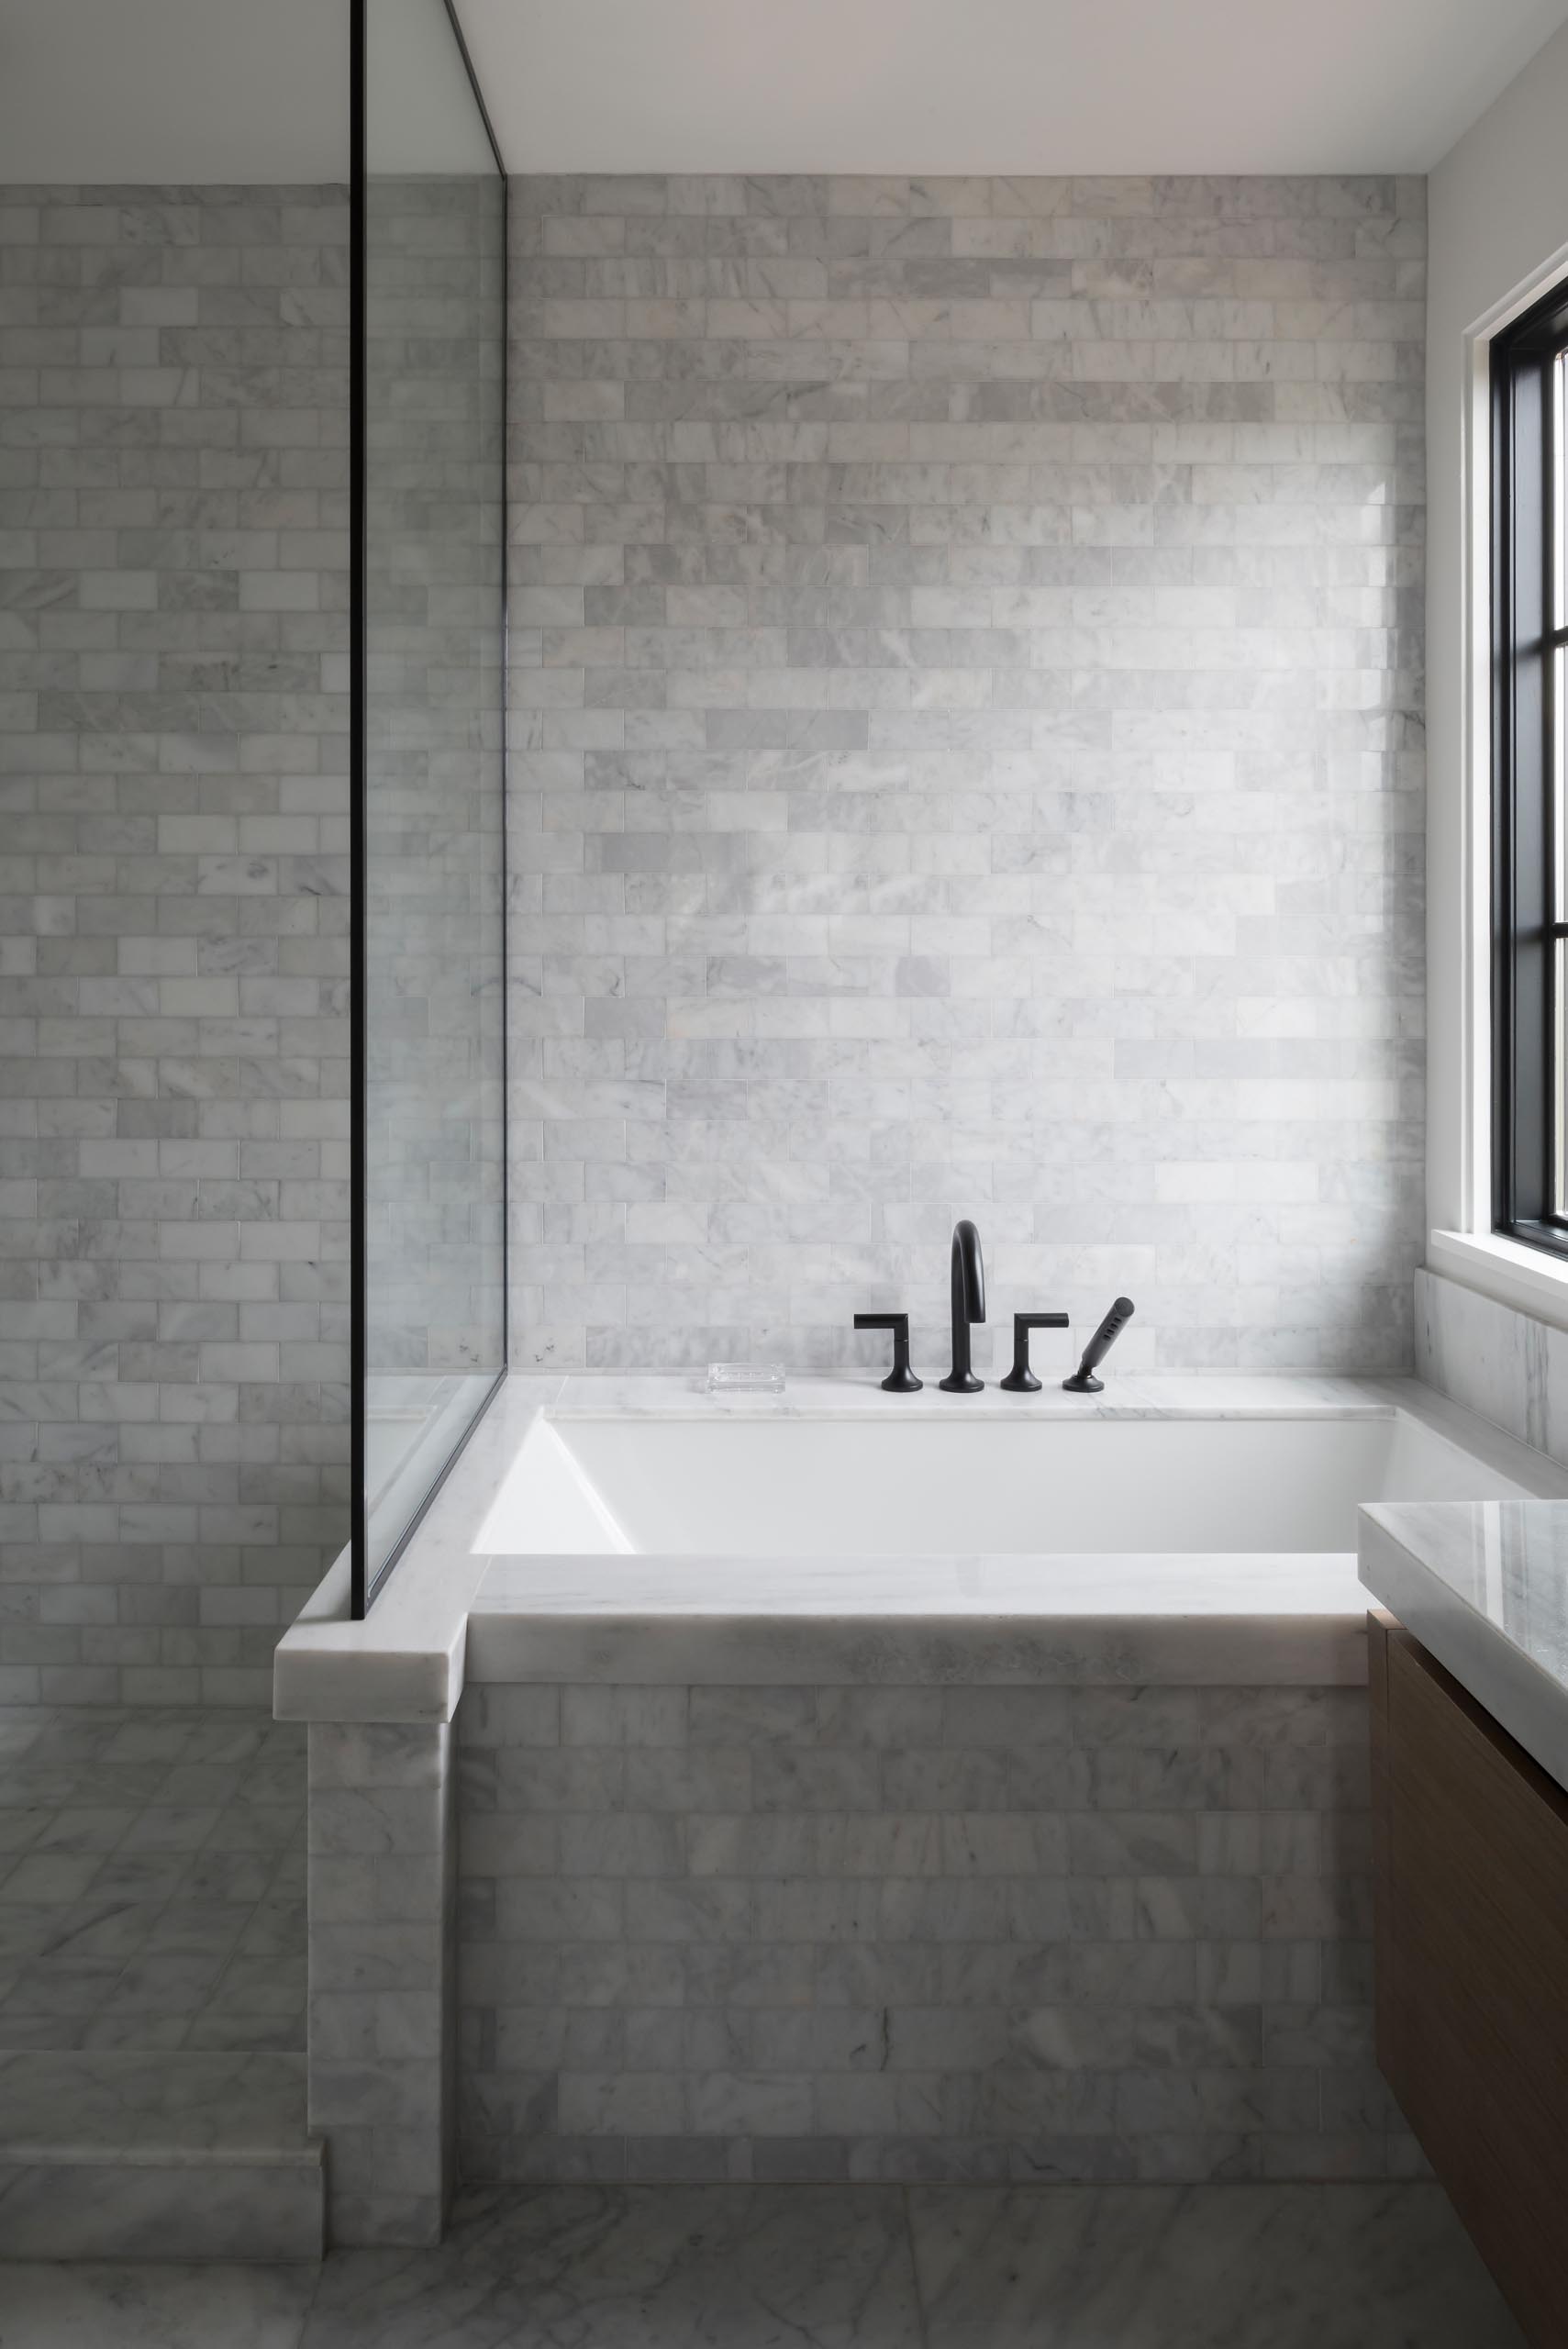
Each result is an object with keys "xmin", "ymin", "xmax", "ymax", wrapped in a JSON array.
[
  {"xmin": 0, "ymin": 2181, "xmax": 1524, "ymax": 2346},
  {"xmin": 280, "ymin": 1371, "xmax": 1568, "ymax": 1721}
]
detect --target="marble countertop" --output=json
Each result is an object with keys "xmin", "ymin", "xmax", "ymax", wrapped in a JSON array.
[
  {"xmin": 1360, "ymin": 1499, "xmax": 1568, "ymax": 1794},
  {"xmin": 276, "ymin": 1370, "xmax": 1545, "ymax": 1720}
]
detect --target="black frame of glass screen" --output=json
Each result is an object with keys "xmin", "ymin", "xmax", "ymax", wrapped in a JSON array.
[{"xmin": 350, "ymin": 0, "xmax": 509, "ymax": 1615}]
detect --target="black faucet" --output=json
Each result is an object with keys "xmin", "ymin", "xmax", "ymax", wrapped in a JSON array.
[{"xmin": 939, "ymin": 1219, "xmax": 986, "ymax": 1393}]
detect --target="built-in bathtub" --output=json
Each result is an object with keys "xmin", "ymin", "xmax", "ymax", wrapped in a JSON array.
[
  {"xmin": 276, "ymin": 1374, "xmax": 1568, "ymax": 2224},
  {"xmin": 484, "ymin": 1402, "xmax": 1532, "ymax": 1559},
  {"xmin": 450, "ymin": 1375, "xmax": 1560, "ymax": 1688}
]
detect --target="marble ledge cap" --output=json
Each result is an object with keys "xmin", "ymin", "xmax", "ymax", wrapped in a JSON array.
[
  {"xmin": 273, "ymin": 1375, "xmax": 568, "ymax": 1724},
  {"xmin": 273, "ymin": 1544, "xmax": 464, "ymax": 1725}
]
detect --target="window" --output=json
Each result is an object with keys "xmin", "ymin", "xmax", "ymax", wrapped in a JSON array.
[{"xmin": 1494, "ymin": 282, "xmax": 1568, "ymax": 1257}]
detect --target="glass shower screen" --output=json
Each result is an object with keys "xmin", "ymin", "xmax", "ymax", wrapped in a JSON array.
[{"xmin": 351, "ymin": 0, "xmax": 506, "ymax": 1610}]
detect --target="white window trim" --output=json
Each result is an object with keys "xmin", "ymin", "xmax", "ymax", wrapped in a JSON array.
[
  {"xmin": 1428, "ymin": 1224, "xmax": 1568, "ymax": 1333},
  {"xmin": 1436, "ymin": 245, "xmax": 1568, "ymax": 1327}
]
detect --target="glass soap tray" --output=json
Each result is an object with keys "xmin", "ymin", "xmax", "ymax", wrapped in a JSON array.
[{"xmin": 706, "ymin": 1362, "xmax": 786, "ymax": 1395}]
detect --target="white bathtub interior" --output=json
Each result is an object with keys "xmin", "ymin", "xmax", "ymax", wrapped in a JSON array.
[
  {"xmin": 364, "ymin": 1370, "xmax": 497, "ymax": 1563},
  {"xmin": 473, "ymin": 1408, "xmax": 1544, "ymax": 1561}
]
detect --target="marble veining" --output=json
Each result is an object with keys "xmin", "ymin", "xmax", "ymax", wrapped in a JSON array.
[
  {"xmin": 1345, "ymin": 1270, "xmax": 1568, "ymax": 1794},
  {"xmin": 306, "ymin": 1719, "xmax": 455, "ymax": 2249},
  {"xmin": 0, "ymin": 1709, "xmax": 314, "ymax": 2256},
  {"xmin": 304, "ymin": 2182, "xmax": 922, "ymax": 2346},
  {"xmin": 467, "ymin": 1554, "xmax": 1370, "ymax": 1688},
  {"xmin": 0, "ymin": 2154, "xmax": 324, "ymax": 2266},
  {"xmin": 0, "ymin": 185, "xmax": 351, "ymax": 1712},
  {"xmin": 504, "ymin": 173, "xmax": 1426, "ymax": 1382},
  {"xmin": 0, "ymin": 2183, "xmax": 1522, "ymax": 2343},
  {"xmin": 457, "ymin": 1673, "xmax": 1401, "ymax": 2187},
  {"xmin": 0, "ymin": 2046, "xmax": 323, "ymax": 2265},
  {"xmin": 0, "ymin": 2259, "xmax": 317, "ymax": 2348},
  {"xmin": 906, "ymin": 2181, "xmax": 1523, "ymax": 2346},
  {"xmin": 1359, "ymin": 1499, "xmax": 1568, "ymax": 1794},
  {"xmin": 0, "ymin": 1706, "xmax": 305, "ymax": 2054},
  {"xmin": 0, "ymin": 2051, "xmax": 311, "ymax": 2157},
  {"xmin": 1415, "ymin": 1264, "xmax": 1568, "ymax": 1466}
]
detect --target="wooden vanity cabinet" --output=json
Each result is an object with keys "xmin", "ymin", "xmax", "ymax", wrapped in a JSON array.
[{"xmin": 1369, "ymin": 1611, "xmax": 1568, "ymax": 2348}]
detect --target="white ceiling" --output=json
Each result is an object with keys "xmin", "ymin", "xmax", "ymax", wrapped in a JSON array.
[
  {"xmin": 461, "ymin": 0, "xmax": 1568, "ymax": 176},
  {"xmin": 370, "ymin": 0, "xmax": 498, "ymax": 175},
  {"xmin": 2, "ymin": 0, "xmax": 1566, "ymax": 183}
]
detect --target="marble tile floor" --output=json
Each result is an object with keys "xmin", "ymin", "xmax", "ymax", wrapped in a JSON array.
[
  {"xmin": 0, "ymin": 1709, "xmax": 305, "ymax": 2056},
  {"xmin": 0, "ymin": 2181, "xmax": 1527, "ymax": 2347}
]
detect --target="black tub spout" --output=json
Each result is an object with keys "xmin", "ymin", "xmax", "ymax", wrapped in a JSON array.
[{"xmin": 939, "ymin": 1219, "xmax": 986, "ymax": 1394}]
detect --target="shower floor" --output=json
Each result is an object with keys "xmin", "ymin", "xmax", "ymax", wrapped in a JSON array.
[
  {"xmin": 0, "ymin": 1706, "xmax": 305, "ymax": 2055},
  {"xmin": 0, "ymin": 2183, "xmax": 1529, "ymax": 2343}
]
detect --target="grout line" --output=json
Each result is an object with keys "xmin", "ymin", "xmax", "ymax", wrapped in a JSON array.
[
  {"xmin": 0, "ymin": 1710, "xmax": 306, "ymax": 2059},
  {"xmin": 904, "ymin": 2183, "xmax": 934, "ymax": 2349}
]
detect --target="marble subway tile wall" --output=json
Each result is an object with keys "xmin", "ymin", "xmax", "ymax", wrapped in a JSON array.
[
  {"xmin": 506, "ymin": 173, "xmax": 1427, "ymax": 1376},
  {"xmin": 0, "ymin": 186, "xmax": 350, "ymax": 1706},
  {"xmin": 1414, "ymin": 1266, "xmax": 1568, "ymax": 1465},
  {"xmin": 458, "ymin": 1680, "xmax": 1416, "ymax": 2184},
  {"xmin": 363, "ymin": 174, "xmax": 506, "ymax": 1390}
]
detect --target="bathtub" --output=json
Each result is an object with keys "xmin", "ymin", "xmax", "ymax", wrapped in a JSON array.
[
  {"xmin": 477, "ymin": 1402, "xmax": 1533, "ymax": 1560},
  {"xmin": 440, "ymin": 1374, "xmax": 1568, "ymax": 1692},
  {"xmin": 274, "ymin": 1371, "xmax": 1568, "ymax": 2200}
]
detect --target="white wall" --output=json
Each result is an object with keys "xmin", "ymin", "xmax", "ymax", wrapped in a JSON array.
[
  {"xmin": 0, "ymin": 0, "xmax": 346, "ymax": 183},
  {"xmin": 459, "ymin": 0, "xmax": 1568, "ymax": 176},
  {"xmin": 1426, "ymin": 21, "xmax": 1568, "ymax": 1312}
]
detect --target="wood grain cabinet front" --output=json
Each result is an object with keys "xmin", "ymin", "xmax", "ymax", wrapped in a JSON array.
[{"xmin": 1369, "ymin": 1610, "xmax": 1568, "ymax": 2349}]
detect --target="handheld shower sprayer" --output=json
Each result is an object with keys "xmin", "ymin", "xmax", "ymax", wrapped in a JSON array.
[{"xmin": 1062, "ymin": 1297, "xmax": 1135, "ymax": 1393}]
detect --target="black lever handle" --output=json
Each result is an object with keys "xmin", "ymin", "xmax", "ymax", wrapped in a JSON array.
[
  {"xmin": 1063, "ymin": 1297, "xmax": 1135, "ymax": 1393},
  {"xmin": 999, "ymin": 1310, "xmax": 1069, "ymax": 1394},
  {"xmin": 854, "ymin": 1311, "xmax": 922, "ymax": 1393}
]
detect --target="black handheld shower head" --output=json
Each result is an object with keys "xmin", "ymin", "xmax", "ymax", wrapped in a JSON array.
[{"xmin": 1062, "ymin": 1297, "xmax": 1135, "ymax": 1394}]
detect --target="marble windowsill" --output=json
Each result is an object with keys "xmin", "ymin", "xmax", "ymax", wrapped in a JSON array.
[
  {"xmin": 1359, "ymin": 1499, "xmax": 1568, "ymax": 1795},
  {"xmin": 1428, "ymin": 1227, "xmax": 1568, "ymax": 1339},
  {"xmin": 276, "ymin": 1370, "xmax": 1568, "ymax": 1720}
]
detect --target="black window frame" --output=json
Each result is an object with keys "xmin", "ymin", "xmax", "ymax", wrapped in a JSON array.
[{"xmin": 1493, "ymin": 278, "xmax": 1568, "ymax": 1259}]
